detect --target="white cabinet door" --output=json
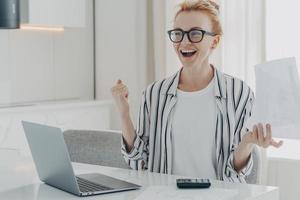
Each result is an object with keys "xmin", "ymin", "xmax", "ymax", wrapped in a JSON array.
[
  {"xmin": 9, "ymin": 30, "xmax": 55, "ymax": 103},
  {"xmin": 0, "ymin": 0, "xmax": 93, "ymax": 106},
  {"xmin": 20, "ymin": 0, "xmax": 86, "ymax": 27}
]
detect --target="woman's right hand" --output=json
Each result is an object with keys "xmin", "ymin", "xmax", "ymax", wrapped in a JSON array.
[
  {"xmin": 111, "ymin": 79, "xmax": 130, "ymax": 118},
  {"xmin": 111, "ymin": 79, "xmax": 136, "ymax": 151}
]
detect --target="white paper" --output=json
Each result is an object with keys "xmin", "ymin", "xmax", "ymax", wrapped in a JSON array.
[
  {"xmin": 134, "ymin": 186, "xmax": 238, "ymax": 200},
  {"xmin": 247, "ymin": 57, "xmax": 300, "ymax": 139}
]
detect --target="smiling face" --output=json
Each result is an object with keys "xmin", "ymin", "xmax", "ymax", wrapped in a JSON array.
[{"xmin": 173, "ymin": 11, "xmax": 220, "ymax": 69}]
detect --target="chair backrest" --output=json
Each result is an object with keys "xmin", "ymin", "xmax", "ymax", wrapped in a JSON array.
[
  {"xmin": 63, "ymin": 129, "xmax": 130, "ymax": 169},
  {"xmin": 245, "ymin": 145, "xmax": 263, "ymax": 184}
]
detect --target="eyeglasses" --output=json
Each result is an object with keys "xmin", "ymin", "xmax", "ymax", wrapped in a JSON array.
[{"xmin": 167, "ymin": 28, "xmax": 217, "ymax": 43}]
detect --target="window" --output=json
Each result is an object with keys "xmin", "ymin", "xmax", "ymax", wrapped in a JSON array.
[
  {"xmin": 266, "ymin": 0, "xmax": 300, "ymax": 78},
  {"xmin": 266, "ymin": 0, "xmax": 300, "ymax": 157}
]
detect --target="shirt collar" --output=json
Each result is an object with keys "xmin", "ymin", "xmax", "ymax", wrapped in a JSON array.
[{"xmin": 166, "ymin": 66, "xmax": 227, "ymax": 99}]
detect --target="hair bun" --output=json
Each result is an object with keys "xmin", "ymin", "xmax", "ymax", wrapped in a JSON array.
[{"xmin": 208, "ymin": 0, "xmax": 220, "ymax": 11}]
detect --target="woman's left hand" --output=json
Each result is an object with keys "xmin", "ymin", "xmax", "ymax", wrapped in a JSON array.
[
  {"xmin": 233, "ymin": 123, "xmax": 283, "ymax": 172},
  {"xmin": 242, "ymin": 123, "xmax": 283, "ymax": 148}
]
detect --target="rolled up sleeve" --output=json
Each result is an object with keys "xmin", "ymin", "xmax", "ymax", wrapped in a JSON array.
[
  {"xmin": 121, "ymin": 89, "xmax": 150, "ymax": 170},
  {"xmin": 224, "ymin": 89, "xmax": 255, "ymax": 183}
]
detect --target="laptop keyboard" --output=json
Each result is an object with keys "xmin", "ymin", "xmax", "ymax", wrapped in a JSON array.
[{"xmin": 76, "ymin": 176, "xmax": 114, "ymax": 193}]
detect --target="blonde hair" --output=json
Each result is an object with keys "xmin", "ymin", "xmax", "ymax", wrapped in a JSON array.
[{"xmin": 175, "ymin": 0, "xmax": 223, "ymax": 35}]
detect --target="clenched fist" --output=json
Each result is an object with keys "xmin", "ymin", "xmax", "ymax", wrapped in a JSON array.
[{"xmin": 111, "ymin": 79, "xmax": 130, "ymax": 118}]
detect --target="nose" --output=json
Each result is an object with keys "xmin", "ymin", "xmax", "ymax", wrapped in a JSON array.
[{"xmin": 181, "ymin": 33, "xmax": 191, "ymax": 44}]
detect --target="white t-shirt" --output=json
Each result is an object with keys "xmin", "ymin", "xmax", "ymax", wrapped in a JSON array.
[{"xmin": 171, "ymin": 77, "xmax": 217, "ymax": 179}]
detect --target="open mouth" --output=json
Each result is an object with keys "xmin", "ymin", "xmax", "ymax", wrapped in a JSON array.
[{"xmin": 180, "ymin": 50, "xmax": 197, "ymax": 57}]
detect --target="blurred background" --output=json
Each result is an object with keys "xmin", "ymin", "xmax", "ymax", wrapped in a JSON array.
[{"xmin": 1, "ymin": 0, "xmax": 300, "ymax": 199}]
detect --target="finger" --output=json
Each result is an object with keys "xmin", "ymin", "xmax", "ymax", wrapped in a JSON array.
[
  {"xmin": 121, "ymin": 85, "xmax": 128, "ymax": 92},
  {"xmin": 121, "ymin": 87, "xmax": 128, "ymax": 96},
  {"xmin": 112, "ymin": 84, "xmax": 126, "ymax": 92},
  {"xmin": 118, "ymin": 85, "xmax": 128, "ymax": 95},
  {"xmin": 266, "ymin": 123, "xmax": 272, "ymax": 140},
  {"xmin": 270, "ymin": 139, "xmax": 283, "ymax": 148},
  {"xmin": 111, "ymin": 85, "xmax": 127, "ymax": 93},
  {"xmin": 251, "ymin": 125, "xmax": 256, "ymax": 142},
  {"xmin": 111, "ymin": 84, "xmax": 122, "ymax": 92},
  {"xmin": 257, "ymin": 123, "xmax": 264, "ymax": 146},
  {"xmin": 112, "ymin": 90, "xmax": 127, "ymax": 100},
  {"xmin": 251, "ymin": 125, "xmax": 259, "ymax": 144},
  {"xmin": 263, "ymin": 123, "xmax": 272, "ymax": 147},
  {"xmin": 246, "ymin": 131, "xmax": 255, "ymax": 144}
]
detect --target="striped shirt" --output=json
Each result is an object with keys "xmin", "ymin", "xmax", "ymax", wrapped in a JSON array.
[{"xmin": 121, "ymin": 67, "xmax": 255, "ymax": 183}]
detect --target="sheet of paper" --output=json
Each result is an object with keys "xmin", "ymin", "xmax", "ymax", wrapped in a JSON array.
[
  {"xmin": 134, "ymin": 185, "xmax": 238, "ymax": 200},
  {"xmin": 247, "ymin": 57, "xmax": 300, "ymax": 139}
]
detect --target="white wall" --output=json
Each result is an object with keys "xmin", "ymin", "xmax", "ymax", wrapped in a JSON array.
[
  {"xmin": 0, "ymin": 101, "xmax": 112, "ymax": 155},
  {"xmin": 0, "ymin": 0, "xmax": 94, "ymax": 106},
  {"xmin": 165, "ymin": 0, "xmax": 182, "ymax": 76},
  {"xmin": 95, "ymin": 0, "xmax": 148, "ymax": 129}
]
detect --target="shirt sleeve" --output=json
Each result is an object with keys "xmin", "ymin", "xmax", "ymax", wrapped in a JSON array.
[
  {"xmin": 224, "ymin": 88, "xmax": 255, "ymax": 183},
  {"xmin": 121, "ymin": 89, "xmax": 150, "ymax": 170}
]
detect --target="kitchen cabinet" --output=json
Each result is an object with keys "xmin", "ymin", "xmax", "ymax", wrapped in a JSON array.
[{"xmin": 20, "ymin": 0, "xmax": 86, "ymax": 27}]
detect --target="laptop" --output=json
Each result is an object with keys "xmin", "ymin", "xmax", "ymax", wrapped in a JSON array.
[{"xmin": 22, "ymin": 121, "xmax": 141, "ymax": 197}]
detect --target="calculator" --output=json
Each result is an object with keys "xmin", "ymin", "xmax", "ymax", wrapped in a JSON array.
[{"xmin": 176, "ymin": 178, "xmax": 211, "ymax": 189}]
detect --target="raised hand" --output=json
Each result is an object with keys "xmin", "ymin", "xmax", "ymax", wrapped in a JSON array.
[{"xmin": 111, "ymin": 79, "xmax": 130, "ymax": 118}]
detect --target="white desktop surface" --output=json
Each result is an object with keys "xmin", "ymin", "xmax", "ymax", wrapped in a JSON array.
[{"xmin": 0, "ymin": 149, "xmax": 278, "ymax": 200}]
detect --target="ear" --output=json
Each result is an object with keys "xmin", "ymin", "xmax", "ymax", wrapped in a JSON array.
[{"xmin": 211, "ymin": 35, "xmax": 221, "ymax": 49}]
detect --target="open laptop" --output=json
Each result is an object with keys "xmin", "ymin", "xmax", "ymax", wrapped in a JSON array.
[{"xmin": 22, "ymin": 121, "xmax": 141, "ymax": 197}]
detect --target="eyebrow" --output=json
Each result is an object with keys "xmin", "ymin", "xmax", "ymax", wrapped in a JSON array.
[{"xmin": 173, "ymin": 27, "xmax": 204, "ymax": 31}]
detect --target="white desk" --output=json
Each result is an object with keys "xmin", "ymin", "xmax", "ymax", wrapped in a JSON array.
[{"xmin": 0, "ymin": 149, "xmax": 278, "ymax": 200}]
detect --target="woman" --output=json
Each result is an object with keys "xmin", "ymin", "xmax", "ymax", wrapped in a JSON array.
[{"xmin": 111, "ymin": 0, "xmax": 283, "ymax": 183}]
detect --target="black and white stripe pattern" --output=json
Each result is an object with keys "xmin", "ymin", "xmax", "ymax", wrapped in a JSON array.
[{"xmin": 121, "ymin": 67, "xmax": 255, "ymax": 183}]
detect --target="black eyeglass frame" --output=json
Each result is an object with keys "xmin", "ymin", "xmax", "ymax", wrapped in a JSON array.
[{"xmin": 167, "ymin": 28, "xmax": 217, "ymax": 43}]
